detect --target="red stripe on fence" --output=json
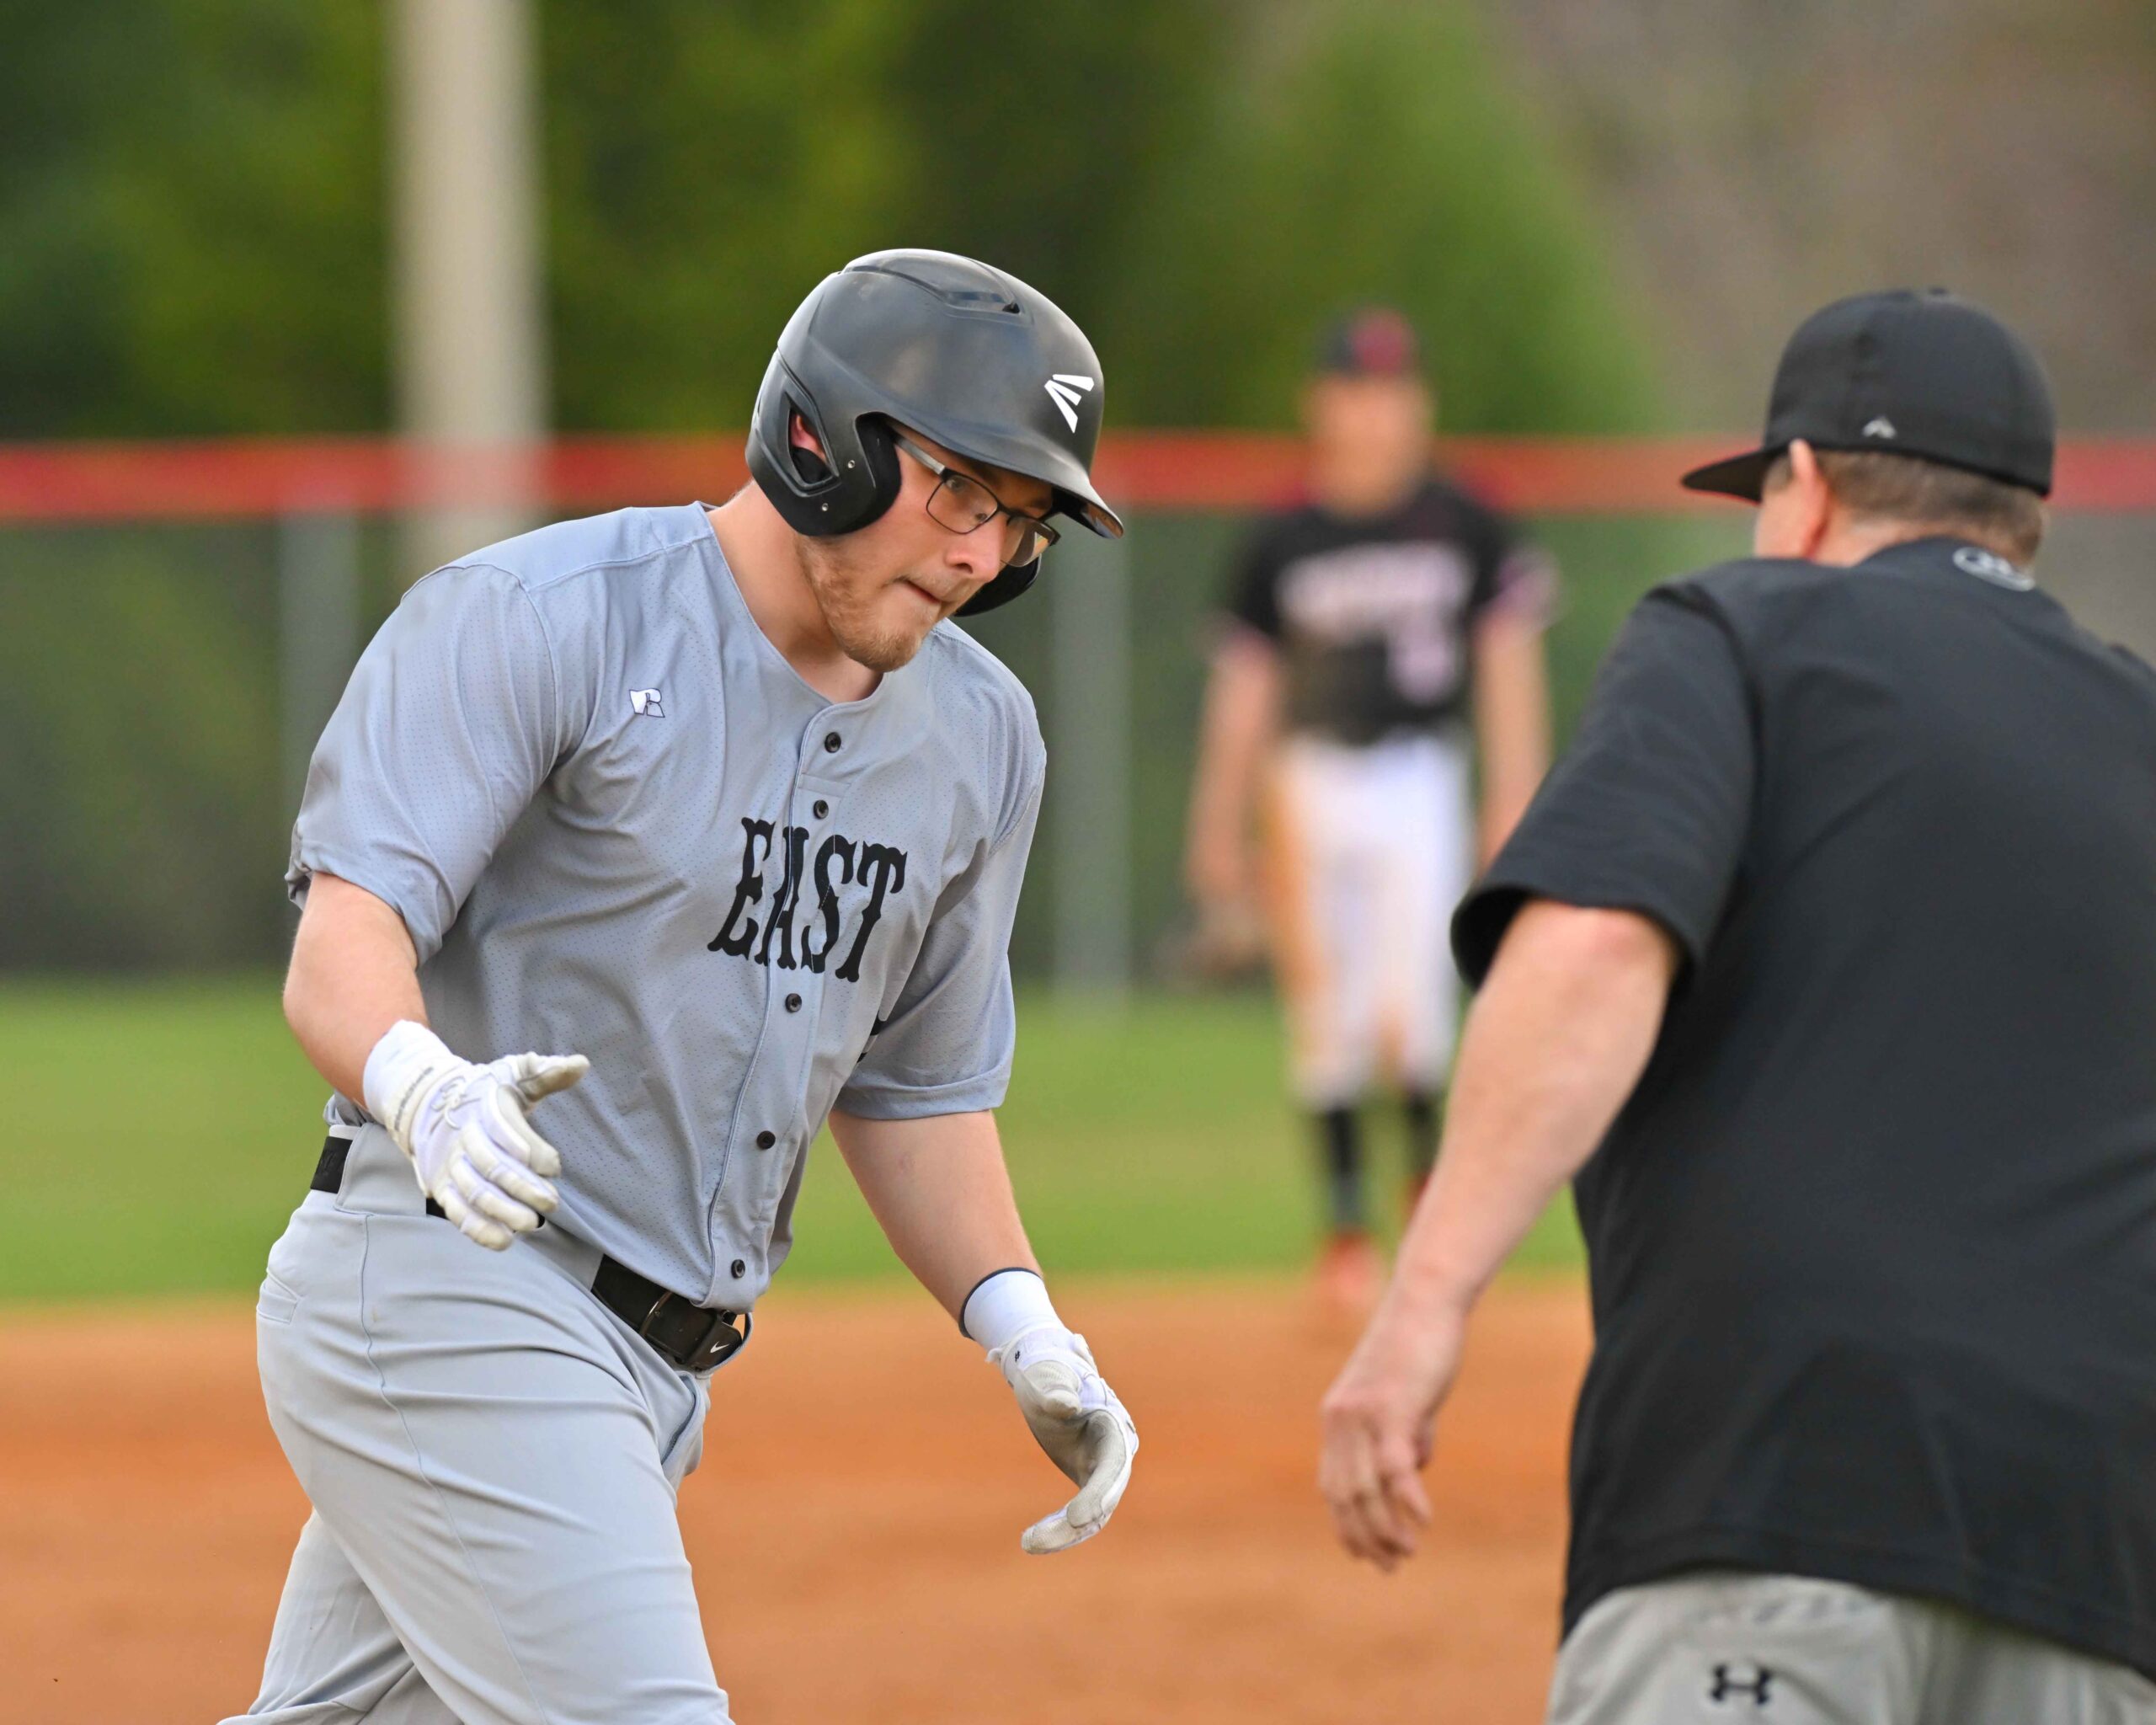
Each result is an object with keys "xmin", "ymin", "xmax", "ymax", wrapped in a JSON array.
[{"xmin": 0, "ymin": 433, "xmax": 2152, "ymax": 522}]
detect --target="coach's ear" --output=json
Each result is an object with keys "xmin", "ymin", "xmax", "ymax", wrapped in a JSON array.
[{"xmin": 1754, "ymin": 440, "xmax": 1833, "ymax": 561}]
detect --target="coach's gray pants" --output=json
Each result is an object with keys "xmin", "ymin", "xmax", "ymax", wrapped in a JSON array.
[
  {"xmin": 222, "ymin": 1127, "xmax": 732, "ymax": 1725},
  {"xmin": 1547, "ymin": 1571, "xmax": 2156, "ymax": 1724}
]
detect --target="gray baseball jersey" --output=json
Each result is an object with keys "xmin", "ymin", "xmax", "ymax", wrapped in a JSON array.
[{"xmin": 288, "ymin": 503, "xmax": 1044, "ymax": 1311}]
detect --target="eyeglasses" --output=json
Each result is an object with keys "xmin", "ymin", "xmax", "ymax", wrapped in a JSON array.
[{"xmin": 890, "ymin": 432, "xmax": 1060, "ymax": 566}]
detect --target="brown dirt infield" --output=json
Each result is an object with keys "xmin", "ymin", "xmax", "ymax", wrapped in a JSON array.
[{"xmin": 0, "ymin": 1277, "xmax": 1588, "ymax": 1724}]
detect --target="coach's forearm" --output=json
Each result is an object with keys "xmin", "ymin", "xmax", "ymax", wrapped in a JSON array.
[
  {"xmin": 829, "ymin": 1108, "xmax": 1040, "ymax": 1322},
  {"xmin": 1388, "ymin": 901, "xmax": 1674, "ymax": 1322},
  {"xmin": 284, "ymin": 872, "xmax": 428, "ymax": 1103}
]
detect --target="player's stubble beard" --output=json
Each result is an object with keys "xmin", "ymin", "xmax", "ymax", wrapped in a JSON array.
[{"xmin": 797, "ymin": 536, "xmax": 962, "ymax": 674}]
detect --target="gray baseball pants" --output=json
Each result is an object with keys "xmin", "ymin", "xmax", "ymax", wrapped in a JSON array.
[
  {"xmin": 222, "ymin": 1126, "xmax": 734, "ymax": 1725},
  {"xmin": 1547, "ymin": 1571, "xmax": 2156, "ymax": 1724}
]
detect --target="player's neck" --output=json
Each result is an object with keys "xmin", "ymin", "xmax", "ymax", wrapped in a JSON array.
[
  {"xmin": 705, "ymin": 498, "xmax": 880, "ymax": 702},
  {"xmin": 1308, "ymin": 457, "xmax": 1425, "ymax": 520}
]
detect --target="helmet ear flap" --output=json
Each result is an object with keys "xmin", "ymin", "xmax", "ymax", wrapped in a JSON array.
[
  {"xmin": 852, "ymin": 415, "xmax": 904, "ymax": 524},
  {"xmin": 747, "ymin": 356, "xmax": 905, "ymax": 537}
]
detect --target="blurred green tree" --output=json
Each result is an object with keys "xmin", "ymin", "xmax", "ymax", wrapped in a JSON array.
[
  {"xmin": 544, "ymin": 0, "xmax": 1655, "ymax": 433},
  {"xmin": 0, "ymin": 0, "xmax": 1650, "ymax": 435},
  {"xmin": 1091, "ymin": 2, "xmax": 1656, "ymax": 430},
  {"xmin": 0, "ymin": 0, "xmax": 387, "ymax": 436},
  {"xmin": 542, "ymin": 0, "xmax": 917, "ymax": 430}
]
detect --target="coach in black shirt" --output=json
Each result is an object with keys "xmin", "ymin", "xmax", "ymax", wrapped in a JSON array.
[{"xmin": 1319, "ymin": 289, "xmax": 2156, "ymax": 1721}]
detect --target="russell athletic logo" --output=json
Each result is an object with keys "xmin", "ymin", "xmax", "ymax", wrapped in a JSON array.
[
  {"xmin": 629, "ymin": 688, "xmax": 665, "ymax": 718},
  {"xmin": 1043, "ymin": 372, "xmax": 1095, "ymax": 432}
]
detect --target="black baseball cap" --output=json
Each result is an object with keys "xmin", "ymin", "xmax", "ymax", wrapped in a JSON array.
[
  {"xmin": 1681, "ymin": 289, "xmax": 2055, "ymax": 502},
  {"xmin": 1314, "ymin": 307, "xmax": 1423, "ymax": 379}
]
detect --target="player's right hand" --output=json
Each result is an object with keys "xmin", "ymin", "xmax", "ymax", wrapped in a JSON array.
[{"xmin": 362, "ymin": 1020, "xmax": 589, "ymax": 1251}]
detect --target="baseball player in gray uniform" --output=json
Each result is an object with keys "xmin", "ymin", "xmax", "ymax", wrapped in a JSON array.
[{"xmin": 223, "ymin": 249, "xmax": 1139, "ymax": 1725}]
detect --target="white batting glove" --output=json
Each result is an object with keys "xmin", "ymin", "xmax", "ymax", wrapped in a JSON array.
[
  {"xmin": 361, "ymin": 1020, "xmax": 589, "ymax": 1251},
  {"xmin": 966, "ymin": 1269, "xmax": 1139, "ymax": 1554}
]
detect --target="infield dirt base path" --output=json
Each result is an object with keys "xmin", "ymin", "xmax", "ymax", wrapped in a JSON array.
[{"xmin": 0, "ymin": 1277, "xmax": 1588, "ymax": 1724}]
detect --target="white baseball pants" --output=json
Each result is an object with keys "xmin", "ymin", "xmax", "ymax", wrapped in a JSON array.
[{"xmin": 1263, "ymin": 730, "xmax": 1475, "ymax": 1109}]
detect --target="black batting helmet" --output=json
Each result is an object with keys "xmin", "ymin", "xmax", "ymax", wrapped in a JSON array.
[{"xmin": 745, "ymin": 248, "xmax": 1124, "ymax": 617}]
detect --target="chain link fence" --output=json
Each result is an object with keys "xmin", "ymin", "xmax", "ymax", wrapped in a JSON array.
[{"xmin": 4, "ymin": 437, "xmax": 2147, "ymax": 980}]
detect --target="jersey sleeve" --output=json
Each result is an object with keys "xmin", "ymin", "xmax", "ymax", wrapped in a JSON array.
[
  {"xmin": 1451, "ymin": 584, "xmax": 1755, "ymax": 984},
  {"xmin": 834, "ymin": 740, "xmax": 1047, "ymax": 1119},
  {"xmin": 1223, "ymin": 521, "xmax": 1287, "ymax": 640},
  {"xmin": 286, "ymin": 562, "xmax": 568, "ymax": 964}
]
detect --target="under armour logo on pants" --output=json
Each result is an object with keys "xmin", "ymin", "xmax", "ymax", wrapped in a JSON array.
[{"xmin": 1709, "ymin": 1660, "xmax": 1775, "ymax": 1706}]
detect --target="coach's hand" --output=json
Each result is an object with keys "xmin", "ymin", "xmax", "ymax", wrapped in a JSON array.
[
  {"xmin": 363, "ymin": 1020, "xmax": 589, "ymax": 1251},
  {"xmin": 995, "ymin": 1325, "xmax": 1139, "ymax": 1554},
  {"xmin": 1318, "ymin": 1295, "xmax": 1467, "ymax": 1572}
]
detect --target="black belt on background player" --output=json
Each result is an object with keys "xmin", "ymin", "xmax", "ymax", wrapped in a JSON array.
[{"xmin": 308, "ymin": 1135, "xmax": 746, "ymax": 1374}]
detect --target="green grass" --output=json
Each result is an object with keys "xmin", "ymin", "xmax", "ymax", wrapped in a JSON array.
[{"xmin": 0, "ymin": 978, "xmax": 1580, "ymax": 1303}]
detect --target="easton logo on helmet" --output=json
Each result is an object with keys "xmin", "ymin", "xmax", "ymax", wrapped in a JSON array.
[{"xmin": 1043, "ymin": 373, "xmax": 1095, "ymax": 433}]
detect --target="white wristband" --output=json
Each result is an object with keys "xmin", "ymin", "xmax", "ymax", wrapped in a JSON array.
[
  {"xmin": 962, "ymin": 1268, "xmax": 1063, "ymax": 1356},
  {"xmin": 361, "ymin": 1019, "xmax": 459, "ymax": 1152}
]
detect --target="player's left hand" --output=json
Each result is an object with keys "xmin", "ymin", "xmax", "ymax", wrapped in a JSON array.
[
  {"xmin": 993, "ymin": 1325, "xmax": 1139, "ymax": 1554},
  {"xmin": 1318, "ymin": 1295, "xmax": 1467, "ymax": 1571}
]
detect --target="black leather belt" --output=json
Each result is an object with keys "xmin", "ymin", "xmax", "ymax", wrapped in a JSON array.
[{"xmin": 310, "ymin": 1135, "xmax": 747, "ymax": 1373}]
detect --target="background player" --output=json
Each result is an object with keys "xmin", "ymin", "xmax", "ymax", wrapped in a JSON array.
[
  {"xmin": 1182, "ymin": 308, "xmax": 1551, "ymax": 1311},
  {"xmin": 225, "ymin": 249, "xmax": 1139, "ymax": 1725},
  {"xmin": 1321, "ymin": 291, "xmax": 2156, "ymax": 1720}
]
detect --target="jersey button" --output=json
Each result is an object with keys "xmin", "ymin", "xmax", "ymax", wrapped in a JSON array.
[
  {"xmin": 730, "ymin": 1259, "xmax": 746, "ymax": 1279},
  {"xmin": 784, "ymin": 992, "xmax": 803, "ymax": 1012},
  {"xmin": 755, "ymin": 1130, "xmax": 776, "ymax": 1150},
  {"xmin": 822, "ymin": 731, "xmax": 841, "ymax": 753},
  {"xmin": 812, "ymin": 798, "xmax": 829, "ymax": 819}
]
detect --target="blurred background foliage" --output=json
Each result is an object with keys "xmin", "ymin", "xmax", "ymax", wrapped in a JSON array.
[
  {"xmin": 0, "ymin": 0, "xmax": 1671, "ymax": 970},
  {"xmin": 0, "ymin": 0, "xmax": 388, "ymax": 438},
  {"xmin": 0, "ymin": 0, "xmax": 1654, "ymax": 439}
]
